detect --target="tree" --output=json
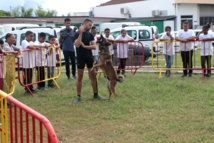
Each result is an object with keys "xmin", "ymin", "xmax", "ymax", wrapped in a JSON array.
[
  {"xmin": 11, "ymin": 6, "xmax": 21, "ymax": 17},
  {"xmin": 21, "ymin": 6, "xmax": 33, "ymax": 17},
  {"xmin": 35, "ymin": 5, "xmax": 46, "ymax": 17},
  {"xmin": 0, "ymin": 10, "xmax": 11, "ymax": 16},
  {"xmin": 66, "ymin": 12, "xmax": 72, "ymax": 17},
  {"xmin": 46, "ymin": 9, "xmax": 57, "ymax": 17}
]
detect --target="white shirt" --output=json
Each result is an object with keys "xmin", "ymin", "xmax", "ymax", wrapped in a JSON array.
[
  {"xmin": 199, "ymin": 33, "xmax": 214, "ymax": 56},
  {"xmin": 21, "ymin": 40, "xmax": 35, "ymax": 68},
  {"xmin": 103, "ymin": 35, "xmax": 115, "ymax": 55},
  {"xmin": 92, "ymin": 35, "xmax": 99, "ymax": 56},
  {"xmin": 177, "ymin": 30, "xmax": 195, "ymax": 51},
  {"xmin": 3, "ymin": 42, "xmax": 19, "ymax": 52},
  {"xmin": 208, "ymin": 30, "xmax": 214, "ymax": 36},
  {"xmin": 46, "ymin": 44, "xmax": 58, "ymax": 67},
  {"xmin": 161, "ymin": 32, "xmax": 175, "ymax": 55},
  {"xmin": 34, "ymin": 41, "xmax": 49, "ymax": 67},
  {"xmin": 116, "ymin": 35, "xmax": 132, "ymax": 58}
]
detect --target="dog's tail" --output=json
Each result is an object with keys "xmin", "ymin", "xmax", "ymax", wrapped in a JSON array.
[{"xmin": 117, "ymin": 75, "xmax": 124, "ymax": 83}]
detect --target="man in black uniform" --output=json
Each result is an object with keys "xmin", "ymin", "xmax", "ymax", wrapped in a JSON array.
[{"xmin": 73, "ymin": 19, "xmax": 103, "ymax": 103}]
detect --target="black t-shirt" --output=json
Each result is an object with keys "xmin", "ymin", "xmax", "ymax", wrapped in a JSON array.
[{"xmin": 74, "ymin": 32, "xmax": 94, "ymax": 56}]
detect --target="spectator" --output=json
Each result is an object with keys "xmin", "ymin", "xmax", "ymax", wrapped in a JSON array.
[
  {"xmin": 160, "ymin": 26, "xmax": 174, "ymax": 77},
  {"xmin": 116, "ymin": 29, "xmax": 134, "ymax": 77},
  {"xmin": 34, "ymin": 32, "xmax": 49, "ymax": 90},
  {"xmin": 175, "ymin": 22, "xmax": 195, "ymax": 78},
  {"xmin": 21, "ymin": 31, "xmax": 37, "ymax": 93},
  {"xmin": 91, "ymin": 26, "xmax": 99, "ymax": 73},
  {"xmin": 103, "ymin": 28, "xmax": 115, "ymax": 61},
  {"xmin": 59, "ymin": 18, "xmax": 76, "ymax": 80},
  {"xmin": 73, "ymin": 19, "xmax": 104, "ymax": 103},
  {"xmin": 47, "ymin": 35, "xmax": 59, "ymax": 88},
  {"xmin": 196, "ymin": 25, "xmax": 214, "ymax": 77},
  {"xmin": 3, "ymin": 33, "xmax": 22, "ymax": 58}
]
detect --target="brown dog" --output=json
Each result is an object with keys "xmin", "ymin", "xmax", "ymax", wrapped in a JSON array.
[{"xmin": 91, "ymin": 35, "xmax": 124, "ymax": 99}]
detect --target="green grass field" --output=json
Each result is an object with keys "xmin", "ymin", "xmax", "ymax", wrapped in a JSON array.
[{"xmin": 12, "ymin": 72, "xmax": 214, "ymax": 143}]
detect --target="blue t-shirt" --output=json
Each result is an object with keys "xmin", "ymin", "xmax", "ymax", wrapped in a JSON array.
[{"xmin": 60, "ymin": 28, "xmax": 75, "ymax": 51}]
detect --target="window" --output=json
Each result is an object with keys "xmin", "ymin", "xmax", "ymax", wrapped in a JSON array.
[
  {"xmin": 200, "ymin": 17, "xmax": 214, "ymax": 25},
  {"xmin": 111, "ymin": 31, "xmax": 121, "ymax": 39},
  {"xmin": 126, "ymin": 30, "xmax": 137, "ymax": 40},
  {"xmin": 181, "ymin": 15, "xmax": 193, "ymax": 29},
  {"xmin": 39, "ymin": 33, "xmax": 51, "ymax": 43},
  {"xmin": 139, "ymin": 30, "xmax": 150, "ymax": 40},
  {"xmin": 1, "ymin": 34, "xmax": 17, "ymax": 46},
  {"xmin": 20, "ymin": 33, "xmax": 36, "ymax": 46}
]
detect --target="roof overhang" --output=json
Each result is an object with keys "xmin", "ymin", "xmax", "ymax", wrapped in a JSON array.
[{"xmin": 175, "ymin": 0, "xmax": 214, "ymax": 4}]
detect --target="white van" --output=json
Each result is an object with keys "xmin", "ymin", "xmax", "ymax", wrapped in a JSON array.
[
  {"xmin": 0, "ymin": 27, "xmax": 65, "ymax": 65},
  {"xmin": 110, "ymin": 25, "xmax": 158, "ymax": 60},
  {"xmin": 2, "ymin": 24, "xmax": 39, "ymax": 34},
  {"xmin": 0, "ymin": 25, "xmax": 4, "ymax": 36},
  {"xmin": 99, "ymin": 22, "xmax": 141, "ymax": 34}
]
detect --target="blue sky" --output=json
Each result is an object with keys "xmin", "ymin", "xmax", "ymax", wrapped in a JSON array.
[{"xmin": 0, "ymin": 0, "xmax": 109, "ymax": 15}]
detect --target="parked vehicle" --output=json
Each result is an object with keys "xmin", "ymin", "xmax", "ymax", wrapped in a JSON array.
[
  {"xmin": 110, "ymin": 25, "xmax": 158, "ymax": 61},
  {"xmin": 99, "ymin": 22, "xmax": 141, "ymax": 34},
  {"xmin": 0, "ymin": 25, "xmax": 4, "ymax": 36},
  {"xmin": 0, "ymin": 27, "xmax": 65, "ymax": 65},
  {"xmin": 2, "ymin": 24, "xmax": 40, "ymax": 34}
]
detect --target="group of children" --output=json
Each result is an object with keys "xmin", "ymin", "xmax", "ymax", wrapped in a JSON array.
[
  {"xmin": 160, "ymin": 23, "xmax": 214, "ymax": 77},
  {"xmin": 0, "ymin": 31, "xmax": 59, "ymax": 93},
  {"xmin": 91, "ymin": 27, "xmax": 134, "ymax": 77},
  {"xmin": 21, "ymin": 31, "xmax": 59, "ymax": 93}
]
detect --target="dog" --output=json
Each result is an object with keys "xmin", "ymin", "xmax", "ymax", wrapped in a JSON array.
[{"xmin": 91, "ymin": 35, "xmax": 124, "ymax": 99}]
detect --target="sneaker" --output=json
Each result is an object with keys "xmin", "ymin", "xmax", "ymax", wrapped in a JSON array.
[
  {"xmin": 73, "ymin": 76, "xmax": 77, "ymax": 80},
  {"xmin": 181, "ymin": 74, "xmax": 187, "ymax": 78},
  {"xmin": 31, "ymin": 89, "xmax": 36, "ymax": 93},
  {"xmin": 68, "ymin": 77, "xmax": 71, "ymax": 80},
  {"xmin": 188, "ymin": 74, "xmax": 192, "ymax": 78},
  {"xmin": 37, "ymin": 87, "xmax": 41, "ymax": 90},
  {"xmin": 94, "ymin": 95, "xmax": 105, "ymax": 100},
  {"xmin": 205, "ymin": 74, "xmax": 211, "ymax": 77},
  {"xmin": 74, "ymin": 97, "xmax": 81, "ymax": 103},
  {"xmin": 41, "ymin": 87, "xmax": 48, "ymax": 91}
]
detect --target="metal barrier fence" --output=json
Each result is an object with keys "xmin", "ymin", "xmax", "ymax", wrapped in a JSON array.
[
  {"xmin": 0, "ymin": 90, "xmax": 58, "ymax": 143},
  {"xmin": 0, "ymin": 54, "xmax": 16, "ymax": 95},
  {"xmin": 152, "ymin": 40, "xmax": 214, "ymax": 78},
  {"xmin": 96, "ymin": 41, "xmax": 144, "ymax": 79},
  {"xmin": 16, "ymin": 47, "xmax": 62, "ymax": 96}
]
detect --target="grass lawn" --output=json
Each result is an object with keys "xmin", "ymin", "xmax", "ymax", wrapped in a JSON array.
[{"xmin": 12, "ymin": 72, "xmax": 214, "ymax": 143}]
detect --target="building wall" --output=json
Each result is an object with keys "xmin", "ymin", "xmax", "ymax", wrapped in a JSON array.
[
  {"xmin": 176, "ymin": 4, "xmax": 199, "ymax": 30},
  {"xmin": 93, "ymin": 0, "xmax": 175, "ymax": 18}
]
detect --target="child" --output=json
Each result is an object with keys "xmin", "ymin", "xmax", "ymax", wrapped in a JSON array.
[
  {"xmin": 116, "ymin": 29, "xmax": 134, "ymax": 77},
  {"xmin": 196, "ymin": 25, "xmax": 214, "ymax": 77},
  {"xmin": 103, "ymin": 28, "xmax": 115, "ymax": 61},
  {"xmin": 91, "ymin": 27, "xmax": 99, "ymax": 73},
  {"xmin": 0, "ymin": 39, "xmax": 4, "ymax": 63},
  {"xmin": 21, "ymin": 31, "xmax": 37, "ymax": 93},
  {"xmin": 160, "ymin": 26, "xmax": 174, "ymax": 77},
  {"xmin": 34, "ymin": 32, "xmax": 49, "ymax": 90},
  {"xmin": 47, "ymin": 35, "xmax": 59, "ymax": 88},
  {"xmin": 0, "ymin": 39, "xmax": 4, "ymax": 91}
]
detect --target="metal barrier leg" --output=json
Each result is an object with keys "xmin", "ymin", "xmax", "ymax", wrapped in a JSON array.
[
  {"xmin": 52, "ymin": 79, "xmax": 60, "ymax": 89},
  {"xmin": 159, "ymin": 69, "xmax": 163, "ymax": 79},
  {"xmin": 97, "ymin": 71, "xmax": 102, "ymax": 81},
  {"xmin": 25, "ymin": 86, "xmax": 34, "ymax": 96}
]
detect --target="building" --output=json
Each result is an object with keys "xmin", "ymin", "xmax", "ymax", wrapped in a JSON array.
[{"xmin": 92, "ymin": 0, "xmax": 214, "ymax": 32}]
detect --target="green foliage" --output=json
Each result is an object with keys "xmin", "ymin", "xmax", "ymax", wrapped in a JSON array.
[{"xmin": 0, "ymin": 10, "xmax": 11, "ymax": 16}]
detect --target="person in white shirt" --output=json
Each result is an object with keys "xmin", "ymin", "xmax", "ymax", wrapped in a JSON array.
[
  {"xmin": 21, "ymin": 31, "xmax": 38, "ymax": 93},
  {"xmin": 160, "ymin": 26, "xmax": 174, "ymax": 77},
  {"xmin": 91, "ymin": 27, "xmax": 99, "ymax": 73},
  {"xmin": 196, "ymin": 25, "xmax": 214, "ymax": 77},
  {"xmin": 116, "ymin": 29, "xmax": 134, "ymax": 76},
  {"xmin": 103, "ymin": 28, "xmax": 115, "ymax": 61},
  {"xmin": 46, "ymin": 35, "xmax": 59, "ymax": 88},
  {"xmin": 34, "ymin": 33, "xmax": 49, "ymax": 90},
  {"xmin": 175, "ymin": 22, "xmax": 195, "ymax": 78},
  {"xmin": 3, "ymin": 33, "xmax": 22, "ymax": 58}
]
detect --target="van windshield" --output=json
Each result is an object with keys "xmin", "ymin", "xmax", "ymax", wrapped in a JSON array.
[{"xmin": 0, "ymin": 27, "xmax": 4, "ymax": 35}]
